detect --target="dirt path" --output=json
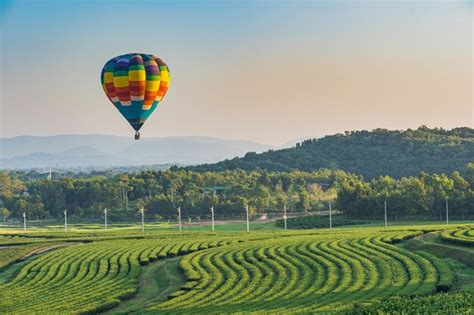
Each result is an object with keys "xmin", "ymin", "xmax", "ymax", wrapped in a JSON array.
[
  {"xmin": 20, "ymin": 243, "xmax": 73, "ymax": 260},
  {"xmin": 107, "ymin": 257, "xmax": 185, "ymax": 314}
]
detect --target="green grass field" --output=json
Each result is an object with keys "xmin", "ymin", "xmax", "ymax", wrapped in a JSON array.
[{"xmin": 0, "ymin": 223, "xmax": 473, "ymax": 314}]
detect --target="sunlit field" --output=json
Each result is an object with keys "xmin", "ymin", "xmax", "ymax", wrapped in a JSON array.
[{"xmin": 1, "ymin": 222, "xmax": 473, "ymax": 314}]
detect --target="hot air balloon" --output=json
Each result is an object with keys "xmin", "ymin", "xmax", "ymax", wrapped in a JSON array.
[{"xmin": 101, "ymin": 53, "xmax": 171, "ymax": 140}]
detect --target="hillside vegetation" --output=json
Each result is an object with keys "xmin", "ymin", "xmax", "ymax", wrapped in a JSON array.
[{"xmin": 189, "ymin": 126, "xmax": 474, "ymax": 179}]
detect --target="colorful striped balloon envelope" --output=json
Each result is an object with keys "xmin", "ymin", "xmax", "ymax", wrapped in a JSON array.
[{"xmin": 101, "ymin": 53, "xmax": 171, "ymax": 140}]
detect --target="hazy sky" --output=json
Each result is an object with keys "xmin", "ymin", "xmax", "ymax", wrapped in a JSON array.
[{"xmin": 0, "ymin": 0, "xmax": 472, "ymax": 145}]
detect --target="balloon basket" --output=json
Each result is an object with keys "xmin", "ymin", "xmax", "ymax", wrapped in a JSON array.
[{"xmin": 134, "ymin": 131, "xmax": 140, "ymax": 140}]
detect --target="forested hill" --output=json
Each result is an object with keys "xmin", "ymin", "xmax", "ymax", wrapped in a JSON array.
[{"xmin": 188, "ymin": 127, "xmax": 474, "ymax": 179}]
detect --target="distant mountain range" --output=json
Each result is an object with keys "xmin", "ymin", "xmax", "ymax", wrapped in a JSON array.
[
  {"xmin": 188, "ymin": 127, "xmax": 474, "ymax": 179},
  {"xmin": 0, "ymin": 135, "xmax": 273, "ymax": 169}
]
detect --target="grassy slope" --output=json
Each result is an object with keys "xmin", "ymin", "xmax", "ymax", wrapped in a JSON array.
[
  {"xmin": 402, "ymin": 234, "xmax": 474, "ymax": 292},
  {"xmin": 403, "ymin": 235, "xmax": 474, "ymax": 269}
]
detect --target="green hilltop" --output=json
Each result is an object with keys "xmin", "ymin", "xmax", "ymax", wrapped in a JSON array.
[{"xmin": 188, "ymin": 126, "xmax": 474, "ymax": 179}]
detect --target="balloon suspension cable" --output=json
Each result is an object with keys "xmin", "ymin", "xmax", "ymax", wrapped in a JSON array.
[{"xmin": 134, "ymin": 131, "xmax": 140, "ymax": 140}]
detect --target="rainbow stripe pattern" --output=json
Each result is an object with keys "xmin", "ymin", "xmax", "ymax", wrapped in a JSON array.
[{"xmin": 101, "ymin": 53, "xmax": 171, "ymax": 131}]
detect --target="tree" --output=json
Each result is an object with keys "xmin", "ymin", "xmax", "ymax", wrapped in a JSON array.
[
  {"xmin": 296, "ymin": 189, "xmax": 311, "ymax": 213},
  {"xmin": 427, "ymin": 174, "xmax": 454, "ymax": 219},
  {"xmin": 399, "ymin": 177, "xmax": 429, "ymax": 216},
  {"xmin": 466, "ymin": 163, "xmax": 474, "ymax": 189},
  {"xmin": 0, "ymin": 171, "xmax": 26, "ymax": 198},
  {"xmin": 146, "ymin": 194, "xmax": 174, "ymax": 218},
  {"xmin": 14, "ymin": 198, "xmax": 27, "ymax": 218},
  {"xmin": 337, "ymin": 177, "xmax": 372, "ymax": 217},
  {"xmin": 1, "ymin": 207, "xmax": 10, "ymax": 222},
  {"xmin": 27, "ymin": 194, "xmax": 45, "ymax": 220}
]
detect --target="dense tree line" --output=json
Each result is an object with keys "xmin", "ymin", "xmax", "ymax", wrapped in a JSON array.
[
  {"xmin": 0, "ymin": 169, "xmax": 342, "ymax": 221},
  {"xmin": 188, "ymin": 126, "xmax": 474, "ymax": 179},
  {"xmin": 1, "ymin": 164, "xmax": 472, "ymax": 223},
  {"xmin": 338, "ymin": 163, "xmax": 474, "ymax": 220}
]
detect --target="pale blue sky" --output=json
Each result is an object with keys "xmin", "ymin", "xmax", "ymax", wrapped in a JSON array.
[{"xmin": 1, "ymin": 0, "xmax": 472, "ymax": 145}]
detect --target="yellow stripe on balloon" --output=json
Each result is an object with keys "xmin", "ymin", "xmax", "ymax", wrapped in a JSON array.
[
  {"xmin": 129, "ymin": 70, "xmax": 146, "ymax": 81},
  {"xmin": 145, "ymin": 80, "xmax": 160, "ymax": 91},
  {"xmin": 160, "ymin": 70, "xmax": 170, "ymax": 83},
  {"xmin": 104, "ymin": 72, "xmax": 114, "ymax": 83},
  {"xmin": 114, "ymin": 76, "xmax": 129, "ymax": 88}
]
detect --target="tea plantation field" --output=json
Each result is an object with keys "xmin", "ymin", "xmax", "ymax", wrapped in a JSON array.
[{"xmin": 0, "ymin": 224, "xmax": 473, "ymax": 314}]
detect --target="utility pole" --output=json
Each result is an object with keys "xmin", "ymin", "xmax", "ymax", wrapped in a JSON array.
[
  {"xmin": 211, "ymin": 206, "xmax": 215, "ymax": 231},
  {"xmin": 64, "ymin": 209, "xmax": 68, "ymax": 232},
  {"xmin": 384, "ymin": 200, "xmax": 388, "ymax": 228},
  {"xmin": 104, "ymin": 208, "xmax": 107, "ymax": 230},
  {"xmin": 23, "ymin": 212, "xmax": 26, "ymax": 232},
  {"xmin": 283, "ymin": 205, "xmax": 288, "ymax": 231},
  {"xmin": 140, "ymin": 206, "xmax": 145, "ymax": 232},
  {"xmin": 177, "ymin": 206, "xmax": 182, "ymax": 232},
  {"xmin": 246, "ymin": 205, "xmax": 250, "ymax": 232},
  {"xmin": 445, "ymin": 196, "xmax": 449, "ymax": 225},
  {"xmin": 329, "ymin": 202, "xmax": 332, "ymax": 229}
]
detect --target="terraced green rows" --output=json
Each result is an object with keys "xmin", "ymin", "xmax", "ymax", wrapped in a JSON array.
[
  {"xmin": 150, "ymin": 229, "xmax": 453, "ymax": 313},
  {"xmin": 0, "ymin": 236, "xmax": 244, "ymax": 313},
  {"xmin": 440, "ymin": 227, "xmax": 474, "ymax": 246},
  {"xmin": 0, "ymin": 227, "xmax": 464, "ymax": 314}
]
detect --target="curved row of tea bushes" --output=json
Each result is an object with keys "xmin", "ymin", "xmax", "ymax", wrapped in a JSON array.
[
  {"xmin": 440, "ymin": 227, "xmax": 474, "ymax": 246},
  {"xmin": 0, "ymin": 236, "xmax": 242, "ymax": 314},
  {"xmin": 152, "ymin": 230, "xmax": 453, "ymax": 313}
]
